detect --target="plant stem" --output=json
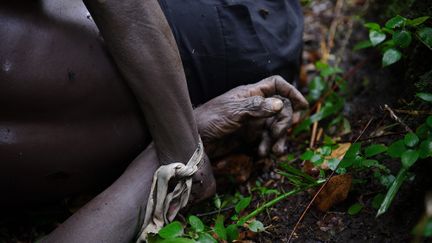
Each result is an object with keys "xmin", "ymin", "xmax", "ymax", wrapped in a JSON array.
[{"xmin": 237, "ymin": 182, "xmax": 322, "ymax": 226}]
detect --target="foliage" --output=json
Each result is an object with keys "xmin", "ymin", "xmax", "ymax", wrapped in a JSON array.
[{"xmin": 355, "ymin": 15, "xmax": 431, "ymax": 66}]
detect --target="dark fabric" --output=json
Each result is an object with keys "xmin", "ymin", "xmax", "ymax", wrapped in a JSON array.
[{"xmin": 159, "ymin": 0, "xmax": 303, "ymax": 106}]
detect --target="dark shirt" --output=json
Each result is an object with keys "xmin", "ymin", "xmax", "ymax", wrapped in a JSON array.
[{"xmin": 159, "ymin": 0, "xmax": 304, "ymax": 106}]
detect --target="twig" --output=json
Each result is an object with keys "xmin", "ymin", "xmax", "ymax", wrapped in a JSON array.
[
  {"xmin": 195, "ymin": 205, "xmax": 235, "ymax": 217},
  {"xmin": 310, "ymin": 102, "xmax": 322, "ymax": 148},
  {"xmin": 393, "ymin": 109, "xmax": 432, "ymax": 116},
  {"xmin": 383, "ymin": 104, "xmax": 413, "ymax": 133},
  {"xmin": 288, "ymin": 118, "xmax": 373, "ymax": 242}
]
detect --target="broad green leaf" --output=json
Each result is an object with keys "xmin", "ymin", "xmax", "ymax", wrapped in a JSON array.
[
  {"xmin": 345, "ymin": 143, "xmax": 362, "ymax": 159},
  {"xmin": 380, "ymin": 174, "xmax": 396, "ymax": 188},
  {"xmin": 248, "ymin": 220, "xmax": 265, "ymax": 232},
  {"xmin": 392, "ymin": 30, "xmax": 412, "ymax": 48},
  {"xmin": 387, "ymin": 139, "xmax": 406, "ymax": 158},
  {"xmin": 401, "ymin": 149, "xmax": 419, "ymax": 168},
  {"xmin": 365, "ymin": 144, "xmax": 388, "ymax": 157},
  {"xmin": 213, "ymin": 215, "xmax": 227, "ymax": 240},
  {"xmin": 419, "ymin": 139, "xmax": 432, "ymax": 158},
  {"xmin": 361, "ymin": 159, "xmax": 379, "ymax": 168},
  {"xmin": 408, "ymin": 16, "xmax": 430, "ymax": 26},
  {"xmin": 364, "ymin": 22, "xmax": 381, "ymax": 31},
  {"xmin": 416, "ymin": 124, "xmax": 430, "ymax": 139},
  {"xmin": 372, "ymin": 193, "xmax": 385, "ymax": 209},
  {"xmin": 385, "ymin": 15, "xmax": 407, "ymax": 29},
  {"xmin": 369, "ymin": 30, "xmax": 386, "ymax": 46},
  {"xmin": 320, "ymin": 146, "xmax": 332, "ymax": 156},
  {"xmin": 308, "ymin": 76, "xmax": 326, "ymax": 101},
  {"xmin": 418, "ymin": 27, "xmax": 432, "ymax": 49},
  {"xmin": 354, "ymin": 40, "xmax": 373, "ymax": 51},
  {"xmin": 159, "ymin": 221, "xmax": 184, "ymax": 239},
  {"xmin": 348, "ymin": 203, "xmax": 363, "ymax": 215},
  {"xmin": 416, "ymin": 92, "xmax": 432, "ymax": 103},
  {"xmin": 377, "ymin": 168, "xmax": 408, "ymax": 217},
  {"xmin": 382, "ymin": 48, "xmax": 402, "ymax": 67},
  {"xmin": 311, "ymin": 154, "xmax": 324, "ymax": 165},
  {"xmin": 427, "ymin": 116, "xmax": 432, "ymax": 128},
  {"xmin": 328, "ymin": 158, "xmax": 340, "ymax": 171},
  {"xmin": 300, "ymin": 150, "xmax": 314, "ymax": 160},
  {"xmin": 235, "ymin": 197, "xmax": 251, "ymax": 213},
  {"xmin": 188, "ymin": 215, "xmax": 204, "ymax": 233},
  {"xmin": 197, "ymin": 232, "xmax": 217, "ymax": 243},
  {"xmin": 424, "ymin": 218, "xmax": 432, "ymax": 237},
  {"xmin": 404, "ymin": 132, "xmax": 419, "ymax": 147},
  {"xmin": 158, "ymin": 238, "xmax": 195, "ymax": 243},
  {"xmin": 293, "ymin": 118, "xmax": 311, "ymax": 135},
  {"xmin": 214, "ymin": 195, "xmax": 221, "ymax": 209},
  {"xmin": 226, "ymin": 224, "xmax": 239, "ymax": 242}
]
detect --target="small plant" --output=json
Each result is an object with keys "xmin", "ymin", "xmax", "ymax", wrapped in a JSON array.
[{"xmin": 355, "ymin": 15, "xmax": 432, "ymax": 66}]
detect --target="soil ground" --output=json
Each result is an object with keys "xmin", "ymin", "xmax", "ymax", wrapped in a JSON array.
[{"xmin": 1, "ymin": 0, "xmax": 431, "ymax": 242}]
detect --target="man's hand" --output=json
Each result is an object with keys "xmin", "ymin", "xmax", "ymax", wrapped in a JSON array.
[{"xmin": 195, "ymin": 75, "xmax": 308, "ymax": 158}]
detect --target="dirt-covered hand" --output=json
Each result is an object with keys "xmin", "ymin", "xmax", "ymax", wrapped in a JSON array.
[{"xmin": 194, "ymin": 75, "xmax": 308, "ymax": 158}]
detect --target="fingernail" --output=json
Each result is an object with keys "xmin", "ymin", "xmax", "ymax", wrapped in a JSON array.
[{"xmin": 271, "ymin": 98, "xmax": 283, "ymax": 111}]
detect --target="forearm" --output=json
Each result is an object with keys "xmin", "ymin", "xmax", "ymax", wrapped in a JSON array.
[
  {"xmin": 44, "ymin": 145, "xmax": 159, "ymax": 243},
  {"xmin": 83, "ymin": 0, "xmax": 198, "ymax": 164}
]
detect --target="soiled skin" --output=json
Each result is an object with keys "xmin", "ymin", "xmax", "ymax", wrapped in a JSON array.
[{"xmin": 0, "ymin": 0, "xmax": 307, "ymax": 242}]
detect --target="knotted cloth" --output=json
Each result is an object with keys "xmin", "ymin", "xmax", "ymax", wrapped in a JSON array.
[{"xmin": 136, "ymin": 138, "xmax": 204, "ymax": 242}]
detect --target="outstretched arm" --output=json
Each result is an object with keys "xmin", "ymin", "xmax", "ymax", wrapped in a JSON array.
[{"xmin": 82, "ymin": 0, "xmax": 198, "ymax": 164}]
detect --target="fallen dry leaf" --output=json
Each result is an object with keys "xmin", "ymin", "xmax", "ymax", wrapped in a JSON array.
[{"xmin": 314, "ymin": 174, "xmax": 352, "ymax": 212}]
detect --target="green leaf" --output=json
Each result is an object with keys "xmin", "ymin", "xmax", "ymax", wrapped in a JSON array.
[
  {"xmin": 419, "ymin": 139, "xmax": 432, "ymax": 158},
  {"xmin": 348, "ymin": 203, "xmax": 363, "ymax": 215},
  {"xmin": 345, "ymin": 143, "xmax": 362, "ymax": 159},
  {"xmin": 365, "ymin": 144, "xmax": 388, "ymax": 157},
  {"xmin": 372, "ymin": 193, "xmax": 385, "ymax": 209},
  {"xmin": 188, "ymin": 216, "xmax": 204, "ymax": 233},
  {"xmin": 408, "ymin": 16, "xmax": 430, "ymax": 26},
  {"xmin": 416, "ymin": 124, "xmax": 430, "ymax": 139},
  {"xmin": 382, "ymin": 48, "xmax": 402, "ymax": 67},
  {"xmin": 385, "ymin": 15, "xmax": 407, "ymax": 29},
  {"xmin": 214, "ymin": 195, "xmax": 221, "ymax": 209},
  {"xmin": 328, "ymin": 158, "xmax": 340, "ymax": 171},
  {"xmin": 380, "ymin": 174, "xmax": 396, "ymax": 187},
  {"xmin": 226, "ymin": 224, "xmax": 239, "ymax": 242},
  {"xmin": 300, "ymin": 150, "xmax": 314, "ymax": 160},
  {"xmin": 424, "ymin": 218, "xmax": 432, "ymax": 237},
  {"xmin": 213, "ymin": 215, "xmax": 227, "ymax": 240},
  {"xmin": 364, "ymin": 22, "xmax": 381, "ymax": 31},
  {"xmin": 361, "ymin": 159, "xmax": 379, "ymax": 168},
  {"xmin": 427, "ymin": 116, "xmax": 432, "ymax": 128},
  {"xmin": 159, "ymin": 221, "xmax": 184, "ymax": 239},
  {"xmin": 401, "ymin": 149, "xmax": 419, "ymax": 168},
  {"xmin": 387, "ymin": 139, "xmax": 406, "ymax": 158},
  {"xmin": 308, "ymin": 76, "xmax": 326, "ymax": 101},
  {"xmin": 404, "ymin": 132, "xmax": 420, "ymax": 147},
  {"xmin": 418, "ymin": 27, "xmax": 432, "ymax": 49},
  {"xmin": 416, "ymin": 92, "xmax": 432, "ymax": 103},
  {"xmin": 392, "ymin": 30, "xmax": 412, "ymax": 48},
  {"xmin": 377, "ymin": 168, "xmax": 408, "ymax": 217},
  {"xmin": 235, "ymin": 197, "xmax": 251, "ymax": 213},
  {"xmin": 353, "ymin": 40, "xmax": 373, "ymax": 51},
  {"xmin": 311, "ymin": 154, "xmax": 324, "ymax": 165},
  {"xmin": 197, "ymin": 232, "xmax": 217, "ymax": 243},
  {"xmin": 248, "ymin": 220, "xmax": 265, "ymax": 232},
  {"xmin": 158, "ymin": 238, "xmax": 195, "ymax": 243},
  {"xmin": 320, "ymin": 146, "xmax": 332, "ymax": 156},
  {"xmin": 369, "ymin": 30, "xmax": 387, "ymax": 46}
]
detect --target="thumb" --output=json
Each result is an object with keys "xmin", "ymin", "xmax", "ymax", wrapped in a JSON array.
[{"xmin": 242, "ymin": 96, "xmax": 283, "ymax": 118}]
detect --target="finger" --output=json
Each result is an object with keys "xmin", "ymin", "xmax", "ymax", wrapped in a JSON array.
[
  {"xmin": 269, "ymin": 98, "xmax": 293, "ymax": 138},
  {"xmin": 258, "ymin": 130, "xmax": 272, "ymax": 157},
  {"xmin": 272, "ymin": 135, "xmax": 288, "ymax": 155},
  {"xmin": 246, "ymin": 75, "xmax": 309, "ymax": 111},
  {"xmin": 240, "ymin": 96, "xmax": 283, "ymax": 119}
]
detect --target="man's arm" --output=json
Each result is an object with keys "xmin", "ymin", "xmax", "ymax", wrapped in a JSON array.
[{"xmin": 82, "ymin": 0, "xmax": 198, "ymax": 164}]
